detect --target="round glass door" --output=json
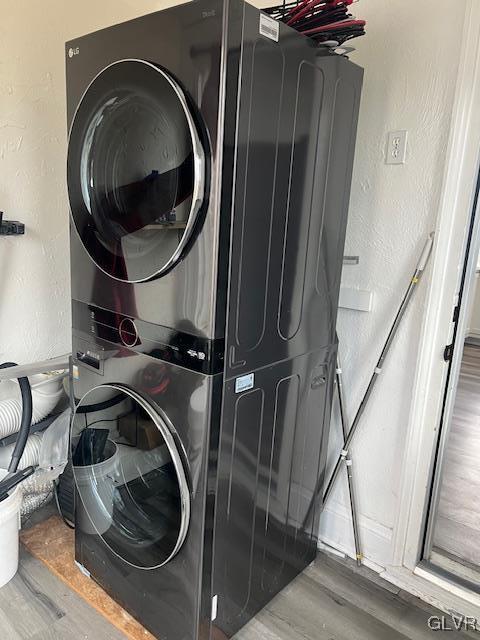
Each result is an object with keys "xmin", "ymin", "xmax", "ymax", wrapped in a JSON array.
[
  {"xmin": 67, "ymin": 59, "xmax": 206, "ymax": 283},
  {"xmin": 71, "ymin": 384, "xmax": 190, "ymax": 569}
]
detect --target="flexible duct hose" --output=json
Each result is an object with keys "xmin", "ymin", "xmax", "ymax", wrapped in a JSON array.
[
  {"xmin": 0, "ymin": 362, "xmax": 33, "ymax": 473},
  {"xmin": 0, "ymin": 379, "xmax": 63, "ymax": 440},
  {"xmin": 0, "ymin": 434, "xmax": 43, "ymax": 471}
]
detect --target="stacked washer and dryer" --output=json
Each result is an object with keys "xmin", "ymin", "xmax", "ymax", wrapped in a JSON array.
[{"xmin": 65, "ymin": 0, "xmax": 363, "ymax": 638}]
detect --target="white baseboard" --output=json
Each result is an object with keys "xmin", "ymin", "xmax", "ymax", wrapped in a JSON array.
[
  {"xmin": 320, "ymin": 513, "xmax": 480, "ymax": 618},
  {"xmin": 318, "ymin": 500, "xmax": 391, "ymax": 573}
]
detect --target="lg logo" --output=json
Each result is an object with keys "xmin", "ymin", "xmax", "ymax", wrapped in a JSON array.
[{"xmin": 68, "ymin": 47, "xmax": 80, "ymax": 58}]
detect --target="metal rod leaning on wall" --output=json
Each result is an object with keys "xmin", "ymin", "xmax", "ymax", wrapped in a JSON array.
[
  {"xmin": 303, "ymin": 232, "xmax": 435, "ymax": 530},
  {"xmin": 336, "ymin": 351, "xmax": 363, "ymax": 566}
]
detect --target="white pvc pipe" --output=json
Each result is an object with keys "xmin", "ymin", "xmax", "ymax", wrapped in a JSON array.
[{"xmin": 0, "ymin": 373, "xmax": 64, "ymax": 440}]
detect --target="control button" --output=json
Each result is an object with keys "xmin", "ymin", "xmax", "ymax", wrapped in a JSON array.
[{"xmin": 119, "ymin": 317, "xmax": 139, "ymax": 347}]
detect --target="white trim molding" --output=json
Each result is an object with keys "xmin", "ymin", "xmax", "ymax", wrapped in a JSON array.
[
  {"xmin": 319, "ymin": 500, "xmax": 391, "ymax": 574},
  {"xmin": 383, "ymin": 565, "xmax": 480, "ymax": 621},
  {"xmin": 390, "ymin": 0, "xmax": 480, "ymax": 580}
]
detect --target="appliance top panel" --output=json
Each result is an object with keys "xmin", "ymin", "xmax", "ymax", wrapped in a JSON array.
[{"xmin": 72, "ymin": 299, "xmax": 225, "ymax": 375}]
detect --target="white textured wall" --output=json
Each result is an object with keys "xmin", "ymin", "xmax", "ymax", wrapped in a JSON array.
[
  {"xmin": 0, "ymin": 0, "xmax": 175, "ymax": 367},
  {"xmin": 319, "ymin": 0, "xmax": 467, "ymax": 568}
]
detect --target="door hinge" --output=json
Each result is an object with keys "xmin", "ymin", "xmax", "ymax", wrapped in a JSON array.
[
  {"xmin": 452, "ymin": 305, "xmax": 460, "ymax": 323},
  {"xmin": 444, "ymin": 344, "xmax": 454, "ymax": 362}
]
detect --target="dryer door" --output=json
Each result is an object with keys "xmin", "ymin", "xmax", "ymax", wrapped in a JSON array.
[
  {"xmin": 71, "ymin": 383, "xmax": 190, "ymax": 570},
  {"xmin": 67, "ymin": 59, "xmax": 206, "ymax": 283}
]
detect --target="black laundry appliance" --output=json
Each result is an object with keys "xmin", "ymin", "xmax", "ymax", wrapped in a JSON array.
[{"xmin": 65, "ymin": 0, "xmax": 363, "ymax": 638}]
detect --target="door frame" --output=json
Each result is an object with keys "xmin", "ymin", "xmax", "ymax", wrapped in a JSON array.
[
  {"xmin": 390, "ymin": 0, "xmax": 480, "ymax": 577},
  {"xmin": 422, "ymin": 170, "xmax": 480, "ymax": 562}
]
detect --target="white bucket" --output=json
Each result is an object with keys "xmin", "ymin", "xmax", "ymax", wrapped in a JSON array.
[
  {"xmin": 0, "ymin": 469, "xmax": 22, "ymax": 588},
  {"xmin": 73, "ymin": 440, "xmax": 118, "ymax": 536}
]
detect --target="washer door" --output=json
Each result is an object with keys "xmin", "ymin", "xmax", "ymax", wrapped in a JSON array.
[
  {"xmin": 67, "ymin": 59, "xmax": 206, "ymax": 283},
  {"xmin": 71, "ymin": 384, "xmax": 190, "ymax": 570}
]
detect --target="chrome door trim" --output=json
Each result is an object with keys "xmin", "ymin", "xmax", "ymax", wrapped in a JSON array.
[
  {"xmin": 72, "ymin": 382, "xmax": 191, "ymax": 569},
  {"xmin": 67, "ymin": 58, "xmax": 206, "ymax": 284}
]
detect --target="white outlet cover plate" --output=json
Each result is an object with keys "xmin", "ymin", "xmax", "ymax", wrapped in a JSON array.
[{"xmin": 386, "ymin": 130, "xmax": 408, "ymax": 165}]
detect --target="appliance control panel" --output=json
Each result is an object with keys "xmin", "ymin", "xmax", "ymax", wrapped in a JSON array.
[{"xmin": 71, "ymin": 299, "xmax": 224, "ymax": 375}]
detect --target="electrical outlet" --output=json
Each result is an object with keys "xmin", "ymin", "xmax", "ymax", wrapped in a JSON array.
[{"xmin": 386, "ymin": 130, "xmax": 408, "ymax": 165}]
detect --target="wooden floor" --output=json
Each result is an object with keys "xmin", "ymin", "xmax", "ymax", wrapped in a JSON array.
[
  {"xmin": 0, "ymin": 547, "xmax": 126, "ymax": 640},
  {"xmin": 433, "ymin": 342, "xmax": 480, "ymax": 569},
  {"xmin": 1, "ymin": 543, "xmax": 477, "ymax": 639}
]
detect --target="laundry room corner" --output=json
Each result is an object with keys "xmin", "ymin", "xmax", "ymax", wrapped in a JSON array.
[{"xmin": 4, "ymin": 0, "xmax": 480, "ymax": 638}]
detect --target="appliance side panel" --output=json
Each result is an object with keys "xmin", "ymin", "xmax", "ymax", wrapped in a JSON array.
[
  {"xmin": 225, "ymin": 6, "xmax": 289, "ymax": 370},
  {"xmin": 315, "ymin": 60, "xmax": 364, "ymax": 334},
  {"xmin": 225, "ymin": 34, "xmax": 363, "ymax": 376},
  {"xmin": 314, "ymin": 348, "xmax": 337, "ymax": 534},
  {"xmin": 231, "ymin": 38, "xmax": 285, "ymax": 351},
  {"xmin": 277, "ymin": 60, "xmax": 326, "ymax": 342},
  {"xmin": 198, "ymin": 372, "xmax": 224, "ymax": 640},
  {"xmin": 212, "ymin": 348, "xmax": 333, "ymax": 637},
  {"xmin": 214, "ymin": 3, "xmax": 363, "ymax": 634},
  {"xmin": 213, "ymin": 0, "xmax": 245, "ymax": 340}
]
